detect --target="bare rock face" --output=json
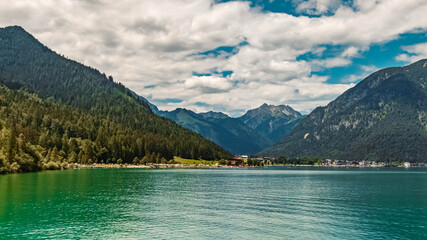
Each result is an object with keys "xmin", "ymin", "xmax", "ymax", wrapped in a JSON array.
[{"xmin": 239, "ymin": 103, "xmax": 304, "ymax": 142}]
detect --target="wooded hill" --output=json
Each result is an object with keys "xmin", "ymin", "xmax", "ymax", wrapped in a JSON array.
[
  {"xmin": 0, "ymin": 26, "xmax": 230, "ymax": 173},
  {"xmin": 262, "ymin": 60, "xmax": 427, "ymax": 162}
]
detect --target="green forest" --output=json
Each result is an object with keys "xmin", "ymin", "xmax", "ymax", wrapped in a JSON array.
[
  {"xmin": 263, "ymin": 61, "xmax": 427, "ymax": 162},
  {"xmin": 0, "ymin": 83, "xmax": 230, "ymax": 174},
  {"xmin": 0, "ymin": 26, "xmax": 230, "ymax": 174}
]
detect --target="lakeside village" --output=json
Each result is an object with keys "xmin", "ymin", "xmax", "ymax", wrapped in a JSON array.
[
  {"xmin": 77, "ymin": 155, "xmax": 426, "ymax": 169},
  {"xmin": 238, "ymin": 156, "xmax": 427, "ymax": 168}
]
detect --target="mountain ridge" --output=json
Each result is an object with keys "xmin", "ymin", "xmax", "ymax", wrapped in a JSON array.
[
  {"xmin": 239, "ymin": 103, "xmax": 304, "ymax": 142},
  {"xmin": 154, "ymin": 108, "xmax": 272, "ymax": 154},
  {"xmin": 152, "ymin": 103, "xmax": 303, "ymax": 154},
  {"xmin": 0, "ymin": 25, "xmax": 230, "ymax": 173},
  {"xmin": 262, "ymin": 59, "xmax": 427, "ymax": 162}
]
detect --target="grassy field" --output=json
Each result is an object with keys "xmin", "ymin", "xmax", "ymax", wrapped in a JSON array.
[{"xmin": 173, "ymin": 157, "xmax": 219, "ymax": 165}]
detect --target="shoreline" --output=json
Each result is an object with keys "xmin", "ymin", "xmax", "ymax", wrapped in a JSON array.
[
  {"xmin": 75, "ymin": 163, "xmax": 241, "ymax": 169},
  {"xmin": 2, "ymin": 163, "xmax": 425, "ymax": 175},
  {"xmin": 74, "ymin": 163, "xmax": 426, "ymax": 169}
]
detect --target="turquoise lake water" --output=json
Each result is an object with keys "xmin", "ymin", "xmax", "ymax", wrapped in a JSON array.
[{"xmin": 1, "ymin": 167, "xmax": 426, "ymax": 239}]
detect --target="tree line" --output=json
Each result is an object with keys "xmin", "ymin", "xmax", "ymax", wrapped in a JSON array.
[
  {"xmin": 0, "ymin": 26, "xmax": 231, "ymax": 174},
  {"xmin": 0, "ymin": 85, "xmax": 230, "ymax": 174}
]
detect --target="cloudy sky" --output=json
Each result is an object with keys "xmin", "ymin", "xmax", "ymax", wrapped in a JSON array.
[{"xmin": 1, "ymin": 0, "xmax": 427, "ymax": 116}]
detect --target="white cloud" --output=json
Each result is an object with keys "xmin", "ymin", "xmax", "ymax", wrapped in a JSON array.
[
  {"xmin": 341, "ymin": 65, "xmax": 378, "ymax": 83},
  {"xmin": 361, "ymin": 65, "xmax": 378, "ymax": 72},
  {"xmin": 352, "ymin": 0, "xmax": 381, "ymax": 12},
  {"xmin": 1, "ymin": 0, "xmax": 427, "ymax": 116},
  {"xmin": 310, "ymin": 57, "xmax": 352, "ymax": 70},
  {"xmin": 395, "ymin": 42, "xmax": 427, "ymax": 63},
  {"xmin": 294, "ymin": 0, "xmax": 342, "ymax": 15},
  {"xmin": 185, "ymin": 75, "xmax": 233, "ymax": 93},
  {"xmin": 341, "ymin": 46, "xmax": 359, "ymax": 58}
]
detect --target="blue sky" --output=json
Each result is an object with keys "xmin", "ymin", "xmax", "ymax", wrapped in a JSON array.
[
  {"xmin": 1, "ymin": 0, "xmax": 427, "ymax": 116},
  {"xmin": 218, "ymin": 0, "xmax": 427, "ymax": 86},
  {"xmin": 308, "ymin": 31, "xmax": 427, "ymax": 84}
]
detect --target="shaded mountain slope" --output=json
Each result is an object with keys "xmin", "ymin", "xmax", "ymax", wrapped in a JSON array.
[
  {"xmin": 156, "ymin": 109, "xmax": 271, "ymax": 154},
  {"xmin": 262, "ymin": 60, "xmax": 427, "ymax": 162},
  {"xmin": 0, "ymin": 25, "xmax": 230, "ymax": 174},
  {"xmin": 239, "ymin": 103, "xmax": 304, "ymax": 142}
]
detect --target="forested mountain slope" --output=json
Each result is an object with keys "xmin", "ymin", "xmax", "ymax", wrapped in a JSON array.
[
  {"xmin": 262, "ymin": 60, "xmax": 427, "ymax": 162},
  {"xmin": 156, "ymin": 108, "xmax": 272, "ymax": 154},
  {"xmin": 0, "ymin": 26, "xmax": 230, "ymax": 173},
  {"xmin": 152, "ymin": 103, "xmax": 303, "ymax": 154}
]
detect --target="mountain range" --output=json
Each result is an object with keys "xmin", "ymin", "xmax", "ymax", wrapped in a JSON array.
[
  {"xmin": 1, "ymin": 25, "xmax": 426, "ymax": 172},
  {"xmin": 152, "ymin": 104, "xmax": 303, "ymax": 154},
  {"xmin": 262, "ymin": 59, "xmax": 427, "ymax": 162}
]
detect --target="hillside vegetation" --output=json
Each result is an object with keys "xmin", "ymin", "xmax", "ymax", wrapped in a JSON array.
[
  {"xmin": 0, "ymin": 26, "xmax": 230, "ymax": 173},
  {"xmin": 262, "ymin": 60, "xmax": 427, "ymax": 162},
  {"xmin": 155, "ymin": 108, "xmax": 272, "ymax": 154}
]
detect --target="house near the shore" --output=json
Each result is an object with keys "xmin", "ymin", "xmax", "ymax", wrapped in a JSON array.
[
  {"xmin": 228, "ymin": 158, "xmax": 244, "ymax": 166},
  {"xmin": 360, "ymin": 161, "xmax": 369, "ymax": 167}
]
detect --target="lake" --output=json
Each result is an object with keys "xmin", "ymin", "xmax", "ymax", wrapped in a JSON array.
[{"xmin": 1, "ymin": 167, "xmax": 426, "ymax": 239}]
